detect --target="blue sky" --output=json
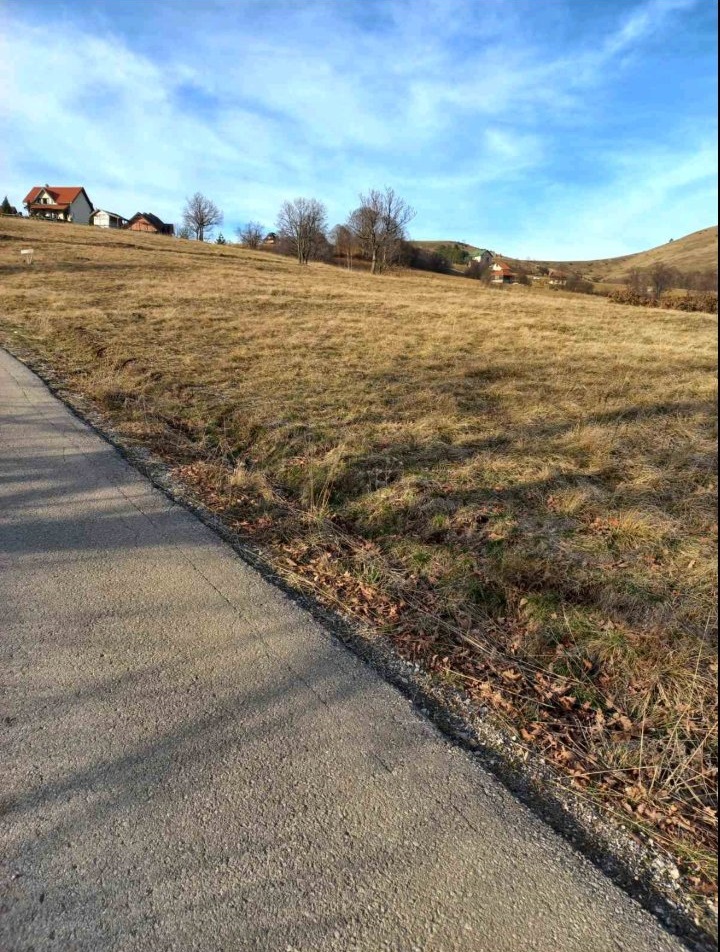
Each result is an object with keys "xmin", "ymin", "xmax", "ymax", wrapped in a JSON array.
[{"xmin": 0, "ymin": 0, "xmax": 716, "ymax": 258}]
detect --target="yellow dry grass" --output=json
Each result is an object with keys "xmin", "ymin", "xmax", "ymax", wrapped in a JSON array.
[{"xmin": 1, "ymin": 217, "xmax": 717, "ymax": 889}]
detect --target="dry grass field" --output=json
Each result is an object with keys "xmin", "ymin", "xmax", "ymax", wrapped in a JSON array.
[{"xmin": 1, "ymin": 218, "xmax": 717, "ymax": 892}]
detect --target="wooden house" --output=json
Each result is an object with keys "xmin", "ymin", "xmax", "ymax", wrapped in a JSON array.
[{"xmin": 125, "ymin": 212, "xmax": 174, "ymax": 235}]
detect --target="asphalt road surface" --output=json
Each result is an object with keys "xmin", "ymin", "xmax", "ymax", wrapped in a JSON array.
[{"xmin": 0, "ymin": 347, "xmax": 686, "ymax": 951}]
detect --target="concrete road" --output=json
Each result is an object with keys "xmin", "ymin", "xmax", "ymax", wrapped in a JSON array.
[{"xmin": 0, "ymin": 347, "xmax": 685, "ymax": 952}]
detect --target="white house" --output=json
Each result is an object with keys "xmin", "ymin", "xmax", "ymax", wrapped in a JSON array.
[
  {"xmin": 91, "ymin": 209, "xmax": 128, "ymax": 229},
  {"xmin": 23, "ymin": 186, "xmax": 94, "ymax": 224}
]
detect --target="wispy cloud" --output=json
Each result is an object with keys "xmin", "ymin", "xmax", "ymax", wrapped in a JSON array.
[{"xmin": 1, "ymin": 0, "xmax": 715, "ymax": 255}]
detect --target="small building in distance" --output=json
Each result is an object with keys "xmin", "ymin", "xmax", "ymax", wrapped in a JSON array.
[
  {"xmin": 263, "ymin": 231, "xmax": 278, "ymax": 245},
  {"xmin": 125, "ymin": 212, "xmax": 174, "ymax": 235},
  {"xmin": 91, "ymin": 209, "xmax": 128, "ymax": 229},
  {"xmin": 548, "ymin": 269, "xmax": 568, "ymax": 287},
  {"xmin": 490, "ymin": 261, "xmax": 516, "ymax": 284},
  {"xmin": 23, "ymin": 185, "xmax": 93, "ymax": 224},
  {"xmin": 471, "ymin": 249, "xmax": 493, "ymax": 266}
]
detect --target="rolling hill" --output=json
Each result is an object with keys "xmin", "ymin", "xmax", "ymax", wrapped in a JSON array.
[{"xmin": 416, "ymin": 226, "xmax": 717, "ymax": 283}]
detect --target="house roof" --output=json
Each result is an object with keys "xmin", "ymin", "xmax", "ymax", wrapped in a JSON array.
[
  {"xmin": 91, "ymin": 209, "xmax": 127, "ymax": 220},
  {"xmin": 23, "ymin": 186, "xmax": 90, "ymax": 207},
  {"xmin": 492, "ymin": 261, "xmax": 515, "ymax": 274},
  {"xmin": 127, "ymin": 212, "xmax": 170, "ymax": 229}
]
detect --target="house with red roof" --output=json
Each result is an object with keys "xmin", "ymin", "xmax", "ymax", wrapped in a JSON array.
[
  {"xmin": 490, "ymin": 261, "xmax": 516, "ymax": 284},
  {"xmin": 23, "ymin": 186, "xmax": 94, "ymax": 224}
]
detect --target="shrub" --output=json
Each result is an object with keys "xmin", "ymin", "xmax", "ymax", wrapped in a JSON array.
[
  {"xmin": 399, "ymin": 242, "xmax": 452, "ymax": 274},
  {"xmin": 606, "ymin": 287, "xmax": 717, "ymax": 313},
  {"xmin": 667, "ymin": 292, "xmax": 718, "ymax": 314},
  {"xmin": 565, "ymin": 275, "xmax": 594, "ymax": 295},
  {"xmin": 466, "ymin": 260, "xmax": 491, "ymax": 282},
  {"xmin": 607, "ymin": 287, "xmax": 656, "ymax": 307}
]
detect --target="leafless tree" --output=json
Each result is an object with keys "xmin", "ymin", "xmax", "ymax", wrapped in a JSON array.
[
  {"xmin": 182, "ymin": 192, "xmax": 223, "ymax": 241},
  {"xmin": 330, "ymin": 224, "xmax": 359, "ymax": 269},
  {"xmin": 625, "ymin": 268, "xmax": 646, "ymax": 294},
  {"xmin": 236, "ymin": 221, "xmax": 266, "ymax": 249},
  {"xmin": 647, "ymin": 263, "xmax": 679, "ymax": 297},
  {"xmin": 682, "ymin": 268, "xmax": 717, "ymax": 292},
  {"xmin": 347, "ymin": 187, "xmax": 415, "ymax": 274},
  {"xmin": 276, "ymin": 197, "xmax": 328, "ymax": 265}
]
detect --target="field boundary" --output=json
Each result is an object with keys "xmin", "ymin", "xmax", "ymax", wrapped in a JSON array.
[{"xmin": 2, "ymin": 340, "xmax": 716, "ymax": 952}]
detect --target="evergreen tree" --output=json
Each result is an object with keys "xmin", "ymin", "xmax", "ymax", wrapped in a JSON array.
[{"xmin": 1, "ymin": 196, "xmax": 12, "ymax": 215}]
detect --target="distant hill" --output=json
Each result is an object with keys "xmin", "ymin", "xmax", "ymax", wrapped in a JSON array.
[
  {"xmin": 414, "ymin": 226, "xmax": 717, "ymax": 284},
  {"xmin": 412, "ymin": 240, "xmax": 486, "ymax": 255},
  {"xmin": 509, "ymin": 226, "xmax": 718, "ymax": 284}
]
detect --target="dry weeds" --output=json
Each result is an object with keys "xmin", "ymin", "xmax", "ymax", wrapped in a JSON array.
[{"xmin": 1, "ymin": 218, "xmax": 717, "ymax": 892}]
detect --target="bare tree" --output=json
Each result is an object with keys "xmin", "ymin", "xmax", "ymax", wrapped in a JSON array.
[
  {"xmin": 236, "ymin": 221, "xmax": 266, "ymax": 249},
  {"xmin": 625, "ymin": 267, "xmax": 646, "ymax": 295},
  {"xmin": 330, "ymin": 223, "xmax": 359, "ymax": 269},
  {"xmin": 276, "ymin": 197, "xmax": 328, "ymax": 265},
  {"xmin": 347, "ymin": 187, "xmax": 415, "ymax": 274},
  {"xmin": 647, "ymin": 263, "xmax": 679, "ymax": 297},
  {"xmin": 182, "ymin": 192, "xmax": 223, "ymax": 241}
]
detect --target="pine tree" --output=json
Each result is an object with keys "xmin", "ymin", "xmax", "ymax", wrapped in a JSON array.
[{"xmin": 1, "ymin": 196, "xmax": 12, "ymax": 215}]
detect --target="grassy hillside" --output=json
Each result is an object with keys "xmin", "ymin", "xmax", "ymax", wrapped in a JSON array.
[
  {"xmin": 418, "ymin": 226, "xmax": 717, "ymax": 284},
  {"xmin": 420, "ymin": 225, "xmax": 718, "ymax": 284},
  {"xmin": 1, "ymin": 217, "xmax": 717, "ymax": 890},
  {"xmin": 516, "ymin": 226, "xmax": 718, "ymax": 283}
]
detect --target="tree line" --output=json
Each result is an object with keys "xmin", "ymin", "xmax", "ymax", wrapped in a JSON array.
[
  {"xmin": 625, "ymin": 262, "xmax": 717, "ymax": 296},
  {"xmin": 180, "ymin": 187, "xmax": 432, "ymax": 275}
]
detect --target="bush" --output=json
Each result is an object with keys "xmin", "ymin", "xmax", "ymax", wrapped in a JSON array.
[
  {"xmin": 666, "ymin": 292, "xmax": 718, "ymax": 314},
  {"xmin": 565, "ymin": 275, "xmax": 594, "ymax": 295},
  {"xmin": 608, "ymin": 287, "xmax": 656, "ymax": 307},
  {"xmin": 466, "ymin": 260, "xmax": 491, "ymax": 282},
  {"xmin": 606, "ymin": 287, "xmax": 717, "ymax": 313},
  {"xmin": 398, "ymin": 242, "xmax": 452, "ymax": 274}
]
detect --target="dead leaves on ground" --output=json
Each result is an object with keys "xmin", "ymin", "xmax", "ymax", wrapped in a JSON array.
[{"xmin": 173, "ymin": 457, "xmax": 718, "ymax": 892}]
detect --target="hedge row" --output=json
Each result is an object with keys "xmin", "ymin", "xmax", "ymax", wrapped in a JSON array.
[{"xmin": 606, "ymin": 288, "xmax": 717, "ymax": 314}]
